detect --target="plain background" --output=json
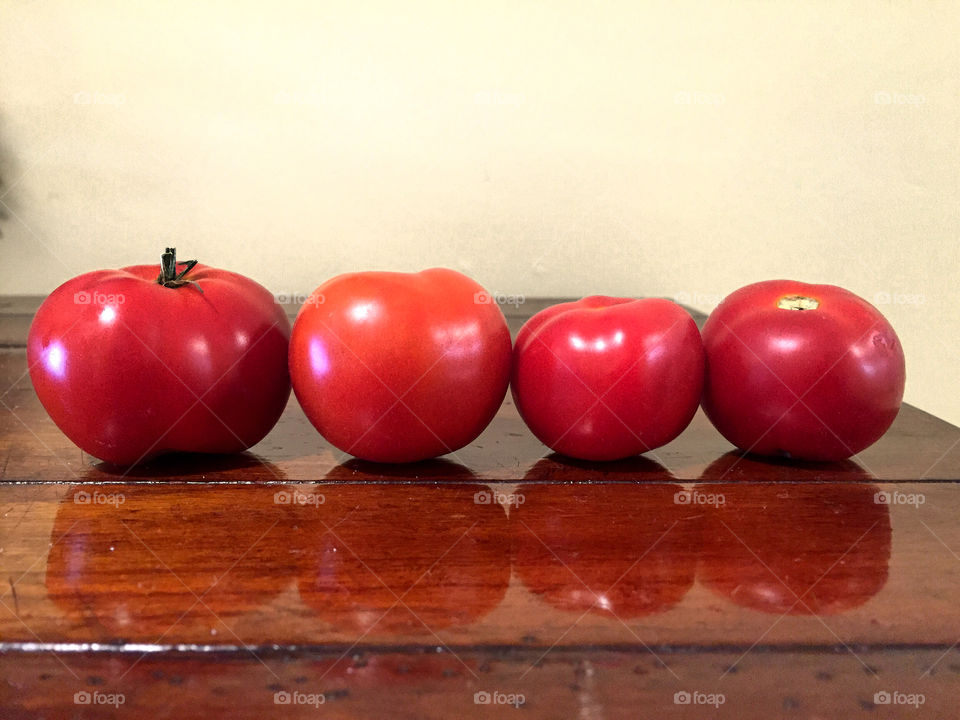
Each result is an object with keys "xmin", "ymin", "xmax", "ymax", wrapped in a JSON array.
[{"xmin": 0, "ymin": 0, "xmax": 957, "ymax": 425}]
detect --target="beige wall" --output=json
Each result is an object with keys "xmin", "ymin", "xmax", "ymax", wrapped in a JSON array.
[{"xmin": 1, "ymin": 0, "xmax": 957, "ymax": 426}]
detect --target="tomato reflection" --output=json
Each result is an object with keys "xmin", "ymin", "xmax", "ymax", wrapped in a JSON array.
[
  {"xmin": 43, "ymin": 453, "xmax": 894, "ymax": 640},
  {"xmin": 513, "ymin": 457, "xmax": 701, "ymax": 617},
  {"xmin": 696, "ymin": 454, "xmax": 891, "ymax": 614},
  {"xmin": 46, "ymin": 467, "xmax": 296, "ymax": 638},
  {"xmin": 317, "ymin": 457, "xmax": 487, "ymax": 482},
  {"xmin": 88, "ymin": 450, "xmax": 281, "ymax": 479},
  {"xmin": 696, "ymin": 448, "xmax": 875, "ymax": 482},
  {"xmin": 295, "ymin": 460, "xmax": 510, "ymax": 634},
  {"xmin": 512, "ymin": 452, "xmax": 677, "ymax": 482}
]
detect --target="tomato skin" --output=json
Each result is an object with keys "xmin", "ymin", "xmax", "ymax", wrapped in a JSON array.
[
  {"xmin": 288, "ymin": 268, "xmax": 512, "ymax": 463},
  {"xmin": 27, "ymin": 262, "xmax": 291, "ymax": 466},
  {"xmin": 701, "ymin": 280, "xmax": 906, "ymax": 462},
  {"xmin": 511, "ymin": 297, "xmax": 704, "ymax": 461}
]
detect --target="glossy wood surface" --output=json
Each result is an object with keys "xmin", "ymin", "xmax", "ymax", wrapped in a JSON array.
[{"xmin": 2, "ymin": 299, "xmax": 959, "ymax": 718}]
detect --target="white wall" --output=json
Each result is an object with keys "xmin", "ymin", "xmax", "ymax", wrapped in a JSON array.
[{"xmin": 1, "ymin": 0, "xmax": 958, "ymax": 425}]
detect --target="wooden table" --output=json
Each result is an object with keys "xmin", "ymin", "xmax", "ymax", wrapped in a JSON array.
[{"xmin": 1, "ymin": 299, "xmax": 958, "ymax": 718}]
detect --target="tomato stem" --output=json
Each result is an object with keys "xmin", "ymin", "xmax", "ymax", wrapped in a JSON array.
[
  {"xmin": 157, "ymin": 247, "xmax": 203, "ymax": 292},
  {"xmin": 777, "ymin": 295, "xmax": 818, "ymax": 311}
]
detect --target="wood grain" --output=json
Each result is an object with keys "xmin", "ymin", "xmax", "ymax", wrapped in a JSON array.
[{"xmin": 4, "ymin": 649, "xmax": 959, "ymax": 719}]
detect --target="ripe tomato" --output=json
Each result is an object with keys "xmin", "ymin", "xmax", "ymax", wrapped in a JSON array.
[
  {"xmin": 701, "ymin": 280, "xmax": 906, "ymax": 461},
  {"xmin": 27, "ymin": 249, "xmax": 291, "ymax": 466},
  {"xmin": 288, "ymin": 268, "xmax": 512, "ymax": 463},
  {"xmin": 511, "ymin": 297, "xmax": 704, "ymax": 461}
]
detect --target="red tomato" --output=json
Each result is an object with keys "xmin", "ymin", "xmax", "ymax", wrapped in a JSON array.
[
  {"xmin": 511, "ymin": 296, "xmax": 704, "ymax": 461},
  {"xmin": 701, "ymin": 280, "xmax": 905, "ymax": 461},
  {"xmin": 288, "ymin": 268, "xmax": 512, "ymax": 463},
  {"xmin": 27, "ymin": 249, "xmax": 291, "ymax": 465}
]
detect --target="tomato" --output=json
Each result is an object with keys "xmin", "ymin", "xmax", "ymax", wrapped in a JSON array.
[
  {"xmin": 289, "ymin": 268, "xmax": 512, "ymax": 463},
  {"xmin": 510, "ymin": 297, "xmax": 704, "ymax": 461},
  {"xmin": 701, "ymin": 280, "xmax": 906, "ymax": 461},
  {"xmin": 27, "ymin": 248, "xmax": 291, "ymax": 465}
]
